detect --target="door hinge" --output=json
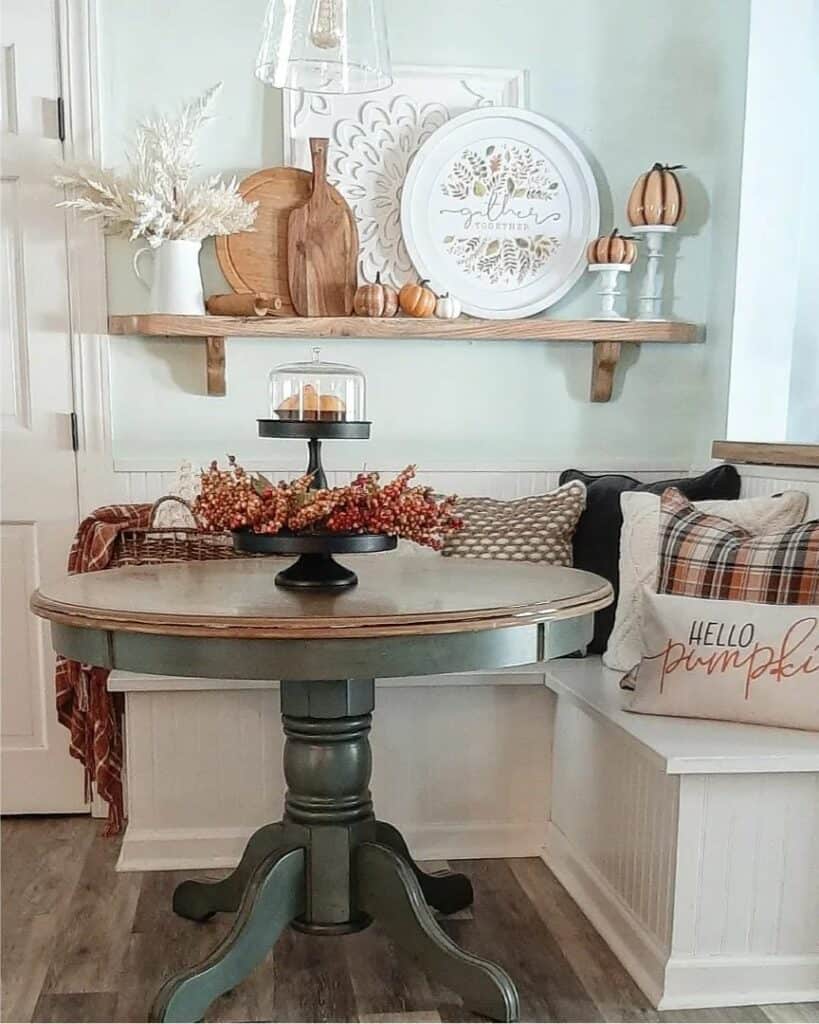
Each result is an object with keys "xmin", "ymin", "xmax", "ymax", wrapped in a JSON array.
[
  {"xmin": 69, "ymin": 411, "xmax": 79, "ymax": 451},
  {"xmin": 57, "ymin": 96, "xmax": 66, "ymax": 142}
]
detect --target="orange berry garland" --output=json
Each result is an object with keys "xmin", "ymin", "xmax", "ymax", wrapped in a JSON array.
[{"xmin": 195, "ymin": 458, "xmax": 462, "ymax": 550}]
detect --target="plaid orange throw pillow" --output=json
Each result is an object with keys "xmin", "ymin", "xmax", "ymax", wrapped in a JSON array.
[{"xmin": 657, "ymin": 487, "xmax": 818, "ymax": 605}]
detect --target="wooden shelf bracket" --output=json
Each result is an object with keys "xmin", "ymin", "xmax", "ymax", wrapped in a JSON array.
[
  {"xmin": 590, "ymin": 341, "xmax": 622, "ymax": 403},
  {"xmin": 205, "ymin": 337, "xmax": 226, "ymax": 396}
]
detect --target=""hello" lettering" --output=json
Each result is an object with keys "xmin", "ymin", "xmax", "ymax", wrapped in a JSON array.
[{"xmin": 687, "ymin": 619, "xmax": 755, "ymax": 648}]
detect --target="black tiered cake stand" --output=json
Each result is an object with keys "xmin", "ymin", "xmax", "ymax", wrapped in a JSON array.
[{"xmin": 232, "ymin": 419, "xmax": 396, "ymax": 590}]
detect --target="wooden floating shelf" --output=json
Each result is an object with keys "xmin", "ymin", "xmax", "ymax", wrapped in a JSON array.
[
  {"xmin": 712, "ymin": 441, "xmax": 819, "ymax": 469},
  {"xmin": 108, "ymin": 314, "xmax": 701, "ymax": 402}
]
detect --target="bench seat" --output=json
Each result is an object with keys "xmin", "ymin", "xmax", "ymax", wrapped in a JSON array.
[{"xmin": 541, "ymin": 656, "xmax": 819, "ymax": 1010}]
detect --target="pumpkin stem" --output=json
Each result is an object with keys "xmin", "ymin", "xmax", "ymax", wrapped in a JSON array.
[
  {"xmin": 651, "ymin": 162, "xmax": 664, "ymax": 172},
  {"xmin": 419, "ymin": 279, "xmax": 430, "ymax": 287},
  {"xmin": 664, "ymin": 164, "xmax": 685, "ymax": 170},
  {"xmin": 375, "ymin": 272, "xmax": 382, "ymax": 284},
  {"xmin": 609, "ymin": 227, "xmax": 619, "ymax": 238}
]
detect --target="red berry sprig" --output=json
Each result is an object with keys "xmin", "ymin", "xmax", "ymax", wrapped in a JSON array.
[{"xmin": 194, "ymin": 460, "xmax": 462, "ymax": 550}]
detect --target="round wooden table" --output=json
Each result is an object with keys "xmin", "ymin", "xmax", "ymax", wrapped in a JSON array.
[{"xmin": 32, "ymin": 555, "xmax": 612, "ymax": 1023}]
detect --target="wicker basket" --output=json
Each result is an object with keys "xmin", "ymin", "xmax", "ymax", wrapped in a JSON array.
[{"xmin": 111, "ymin": 496, "xmax": 244, "ymax": 567}]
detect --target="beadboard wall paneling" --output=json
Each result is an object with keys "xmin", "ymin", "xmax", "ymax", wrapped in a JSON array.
[
  {"xmin": 549, "ymin": 695, "xmax": 679, "ymax": 951},
  {"xmin": 113, "ymin": 464, "xmax": 819, "ymax": 509},
  {"xmin": 116, "ymin": 677, "xmax": 555, "ymax": 871},
  {"xmin": 112, "ymin": 466, "xmax": 689, "ymax": 505},
  {"xmin": 737, "ymin": 465, "xmax": 819, "ymax": 516},
  {"xmin": 673, "ymin": 772, "xmax": 819, "ymax": 959}
]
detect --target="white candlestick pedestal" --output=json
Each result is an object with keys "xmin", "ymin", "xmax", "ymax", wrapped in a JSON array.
[
  {"xmin": 631, "ymin": 223, "xmax": 677, "ymax": 321},
  {"xmin": 587, "ymin": 263, "xmax": 632, "ymax": 321}
]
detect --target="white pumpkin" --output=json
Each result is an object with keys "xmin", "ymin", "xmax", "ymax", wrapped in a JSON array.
[{"xmin": 435, "ymin": 292, "xmax": 461, "ymax": 320}]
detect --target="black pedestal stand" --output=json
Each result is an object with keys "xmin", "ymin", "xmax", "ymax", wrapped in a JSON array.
[{"xmin": 233, "ymin": 419, "xmax": 395, "ymax": 590}]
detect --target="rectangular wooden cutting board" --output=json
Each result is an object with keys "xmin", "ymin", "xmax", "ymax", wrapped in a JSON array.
[{"xmin": 287, "ymin": 137, "xmax": 359, "ymax": 316}]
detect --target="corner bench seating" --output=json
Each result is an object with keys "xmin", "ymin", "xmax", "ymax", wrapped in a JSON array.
[{"xmin": 106, "ymin": 462, "xmax": 819, "ymax": 1011}]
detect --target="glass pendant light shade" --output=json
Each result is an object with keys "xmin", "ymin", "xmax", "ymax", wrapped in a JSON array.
[{"xmin": 256, "ymin": 0, "xmax": 392, "ymax": 95}]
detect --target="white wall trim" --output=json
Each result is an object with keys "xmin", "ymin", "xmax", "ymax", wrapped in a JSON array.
[
  {"xmin": 112, "ymin": 456, "xmax": 693, "ymax": 475},
  {"xmin": 118, "ymin": 821, "xmax": 546, "ymax": 873},
  {"xmin": 58, "ymin": 0, "xmax": 116, "ymax": 512},
  {"xmin": 661, "ymin": 954, "xmax": 819, "ymax": 1010}
]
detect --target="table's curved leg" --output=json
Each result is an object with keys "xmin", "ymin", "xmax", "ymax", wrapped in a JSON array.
[
  {"xmin": 173, "ymin": 822, "xmax": 288, "ymax": 922},
  {"xmin": 151, "ymin": 846, "xmax": 305, "ymax": 1023},
  {"xmin": 356, "ymin": 842, "xmax": 519, "ymax": 1023},
  {"xmin": 375, "ymin": 820, "xmax": 474, "ymax": 915}
]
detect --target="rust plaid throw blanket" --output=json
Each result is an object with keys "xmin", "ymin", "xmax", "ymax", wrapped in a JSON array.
[{"xmin": 55, "ymin": 503, "xmax": 151, "ymax": 834}]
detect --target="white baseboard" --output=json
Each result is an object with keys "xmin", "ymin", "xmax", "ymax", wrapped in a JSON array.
[
  {"xmin": 116, "ymin": 826, "xmax": 256, "ymax": 872},
  {"xmin": 403, "ymin": 822, "xmax": 547, "ymax": 861},
  {"xmin": 542, "ymin": 823, "xmax": 819, "ymax": 1010},
  {"xmin": 117, "ymin": 821, "xmax": 546, "ymax": 873},
  {"xmin": 542, "ymin": 822, "xmax": 667, "ymax": 1008},
  {"xmin": 662, "ymin": 954, "xmax": 819, "ymax": 1010}
]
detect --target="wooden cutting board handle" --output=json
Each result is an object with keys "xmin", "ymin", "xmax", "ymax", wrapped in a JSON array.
[
  {"xmin": 287, "ymin": 137, "xmax": 359, "ymax": 317},
  {"xmin": 309, "ymin": 138, "xmax": 328, "ymax": 194}
]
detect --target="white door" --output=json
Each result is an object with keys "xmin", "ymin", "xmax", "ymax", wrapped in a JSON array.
[{"xmin": 1, "ymin": 1, "xmax": 87, "ymax": 813}]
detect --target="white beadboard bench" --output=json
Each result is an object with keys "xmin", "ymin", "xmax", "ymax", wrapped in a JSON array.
[
  {"xmin": 541, "ymin": 657, "xmax": 819, "ymax": 1011},
  {"xmin": 109, "ymin": 667, "xmax": 556, "ymax": 871}
]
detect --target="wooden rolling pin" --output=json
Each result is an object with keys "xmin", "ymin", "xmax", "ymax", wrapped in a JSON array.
[{"xmin": 206, "ymin": 293, "xmax": 284, "ymax": 317}]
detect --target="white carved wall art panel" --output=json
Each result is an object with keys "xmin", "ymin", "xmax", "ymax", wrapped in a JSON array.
[{"xmin": 283, "ymin": 65, "xmax": 526, "ymax": 286}]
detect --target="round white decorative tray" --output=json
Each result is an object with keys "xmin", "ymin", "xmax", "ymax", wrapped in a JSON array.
[{"xmin": 401, "ymin": 107, "xmax": 599, "ymax": 319}]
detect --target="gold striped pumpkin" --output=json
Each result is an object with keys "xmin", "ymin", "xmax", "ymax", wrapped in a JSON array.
[{"xmin": 627, "ymin": 163, "xmax": 685, "ymax": 226}]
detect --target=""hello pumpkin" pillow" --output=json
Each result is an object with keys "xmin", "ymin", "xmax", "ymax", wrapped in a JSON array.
[{"xmin": 625, "ymin": 589, "xmax": 819, "ymax": 730}]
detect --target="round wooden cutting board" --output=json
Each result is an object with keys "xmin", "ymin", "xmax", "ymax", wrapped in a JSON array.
[{"xmin": 215, "ymin": 167, "xmax": 350, "ymax": 316}]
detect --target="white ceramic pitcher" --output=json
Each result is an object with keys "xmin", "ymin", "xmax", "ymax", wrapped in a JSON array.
[{"xmin": 133, "ymin": 239, "xmax": 205, "ymax": 314}]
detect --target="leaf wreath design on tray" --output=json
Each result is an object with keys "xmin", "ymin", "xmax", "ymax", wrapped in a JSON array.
[
  {"xmin": 329, "ymin": 95, "xmax": 449, "ymax": 285},
  {"xmin": 440, "ymin": 143, "xmax": 559, "ymax": 203},
  {"xmin": 443, "ymin": 234, "xmax": 561, "ymax": 284},
  {"xmin": 439, "ymin": 143, "xmax": 562, "ymax": 285}
]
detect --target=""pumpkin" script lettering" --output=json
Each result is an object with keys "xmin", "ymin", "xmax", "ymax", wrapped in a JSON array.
[{"xmin": 645, "ymin": 616, "xmax": 819, "ymax": 699}]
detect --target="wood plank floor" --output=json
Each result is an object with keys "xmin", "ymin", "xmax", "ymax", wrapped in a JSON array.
[{"xmin": 2, "ymin": 817, "xmax": 816, "ymax": 1024}]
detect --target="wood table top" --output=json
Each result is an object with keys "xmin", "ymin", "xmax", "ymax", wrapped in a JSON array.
[{"xmin": 31, "ymin": 555, "xmax": 612, "ymax": 640}]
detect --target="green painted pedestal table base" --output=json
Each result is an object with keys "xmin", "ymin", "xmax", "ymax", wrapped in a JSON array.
[{"xmin": 153, "ymin": 678, "xmax": 516, "ymax": 1023}]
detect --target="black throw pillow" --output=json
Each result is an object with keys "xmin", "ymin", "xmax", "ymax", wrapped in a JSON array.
[{"xmin": 559, "ymin": 465, "xmax": 741, "ymax": 654}]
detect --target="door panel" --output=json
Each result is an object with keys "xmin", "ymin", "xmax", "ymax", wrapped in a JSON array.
[{"xmin": 1, "ymin": 0, "xmax": 87, "ymax": 813}]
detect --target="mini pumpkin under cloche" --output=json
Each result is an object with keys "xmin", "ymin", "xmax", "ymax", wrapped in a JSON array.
[{"xmin": 270, "ymin": 348, "xmax": 366, "ymax": 422}]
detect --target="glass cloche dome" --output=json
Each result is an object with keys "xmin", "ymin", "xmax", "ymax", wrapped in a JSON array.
[{"xmin": 269, "ymin": 348, "xmax": 366, "ymax": 422}]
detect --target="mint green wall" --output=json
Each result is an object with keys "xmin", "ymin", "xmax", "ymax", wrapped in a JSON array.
[{"xmin": 101, "ymin": 0, "xmax": 750, "ymax": 474}]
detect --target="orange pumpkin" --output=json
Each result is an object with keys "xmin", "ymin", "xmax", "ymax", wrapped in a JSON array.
[
  {"xmin": 353, "ymin": 272, "xmax": 399, "ymax": 318},
  {"xmin": 627, "ymin": 163, "xmax": 685, "ymax": 226},
  {"xmin": 586, "ymin": 228, "xmax": 638, "ymax": 265},
  {"xmin": 398, "ymin": 279, "xmax": 436, "ymax": 318}
]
